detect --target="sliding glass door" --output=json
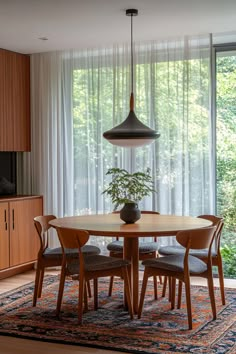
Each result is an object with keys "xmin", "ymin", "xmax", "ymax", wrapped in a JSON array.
[{"xmin": 216, "ymin": 47, "xmax": 236, "ymax": 278}]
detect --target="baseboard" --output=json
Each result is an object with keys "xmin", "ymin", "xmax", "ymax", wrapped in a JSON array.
[{"xmin": 0, "ymin": 262, "xmax": 35, "ymax": 280}]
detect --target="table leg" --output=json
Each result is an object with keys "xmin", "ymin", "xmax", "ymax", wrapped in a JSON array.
[{"xmin": 124, "ymin": 237, "xmax": 139, "ymax": 314}]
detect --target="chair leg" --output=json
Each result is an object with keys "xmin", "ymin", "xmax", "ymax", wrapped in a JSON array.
[
  {"xmin": 177, "ymin": 280, "xmax": 183, "ymax": 309},
  {"xmin": 207, "ymin": 274, "xmax": 217, "ymax": 320},
  {"xmin": 86, "ymin": 280, "xmax": 92, "ymax": 298},
  {"xmin": 159, "ymin": 276, "xmax": 162, "ymax": 285},
  {"xmin": 94, "ymin": 278, "xmax": 98, "ymax": 311},
  {"xmin": 83, "ymin": 284, "xmax": 88, "ymax": 312},
  {"xmin": 138, "ymin": 269, "xmax": 149, "ymax": 319},
  {"xmin": 162, "ymin": 276, "xmax": 167, "ymax": 297},
  {"xmin": 33, "ymin": 267, "xmax": 41, "ymax": 306},
  {"xmin": 122, "ymin": 267, "xmax": 134, "ymax": 320},
  {"xmin": 217, "ymin": 259, "xmax": 226, "ymax": 305},
  {"xmin": 56, "ymin": 269, "xmax": 66, "ymax": 317},
  {"xmin": 168, "ymin": 276, "xmax": 172, "ymax": 302},
  {"xmin": 185, "ymin": 278, "xmax": 193, "ymax": 330},
  {"xmin": 78, "ymin": 276, "xmax": 85, "ymax": 325},
  {"xmin": 108, "ymin": 276, "xmax": 114, "ymax": 296},
  {"xmin": 171, "ymin": 278, "xmax": 176, "ymax": 310},
  {"xmin": 37, "ymin": 268, "xmax": 45, "ymax": 298},
  {"xmin": 153, "ymin": 276, "xmax": 158, "ymax": 300},
  {"xmin": 162, "ymin": 276, "xmax": 172, "ymax": 301}
]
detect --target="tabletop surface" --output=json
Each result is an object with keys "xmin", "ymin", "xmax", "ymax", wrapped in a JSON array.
[{"xmin": 49, "ymin": 214, "xmax": 212, "ymax": 237}]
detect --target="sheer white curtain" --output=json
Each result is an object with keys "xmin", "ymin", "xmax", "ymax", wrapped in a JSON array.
[{"xmin": 18, "ymin": 34, "xmax": 214, "ymax": 250}]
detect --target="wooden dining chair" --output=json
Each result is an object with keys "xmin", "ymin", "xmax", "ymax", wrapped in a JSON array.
[
  {"xmin": 160, "ymin": 215, "xmax": 225, "ymax": 305},
  {"xmin": 33, "ymin": 215, "xmax": 101, "ymax": 306},
  {"xmin": 55, "ymin": 226, "xmax": 134, "ymax": 324},
  {"xmin": 138, "ymin": 226, "xmax": 217, "ymax": 330},
  {"xmin": 107, "ymin": 211, "xmax": 162, "ymax": 299}
]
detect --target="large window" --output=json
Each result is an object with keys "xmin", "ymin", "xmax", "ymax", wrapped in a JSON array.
[
  {"xmin": 216, "ymin": 48, "xmax": 236, "ymax": 278},
  {"xmin": 72, "ymin": 49, "xmax": 212, "ymax": 218}
]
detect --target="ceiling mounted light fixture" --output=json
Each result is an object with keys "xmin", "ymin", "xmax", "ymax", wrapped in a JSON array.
[{"xmin": 103, "ymin": 8, "xmax": 160, "ymax": 148}]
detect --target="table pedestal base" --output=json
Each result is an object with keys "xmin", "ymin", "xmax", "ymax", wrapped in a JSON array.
[{"xmin": 124, "ymin": 237, "xmax": 139, "ymax": 314}]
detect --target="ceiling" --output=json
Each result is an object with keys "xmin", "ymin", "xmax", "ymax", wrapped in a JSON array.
[{"xmin": 0, "ymin": 0, "xmax": 236, "ymax": 55}]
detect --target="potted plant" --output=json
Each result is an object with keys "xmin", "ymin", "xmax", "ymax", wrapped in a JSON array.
[{"xmin": 103, "ymin": 167, "xmax": 156, "ymax": 223}]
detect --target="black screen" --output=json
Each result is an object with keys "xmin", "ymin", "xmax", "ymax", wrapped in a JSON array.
[{"xmin": 0, "ymin": 152, "xmax": 16, "ymax": 196}]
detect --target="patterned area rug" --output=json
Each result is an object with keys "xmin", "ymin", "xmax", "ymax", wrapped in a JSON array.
[{"xmin": 0, "ymin": 275, "xmax": 235, "ymax": 353}]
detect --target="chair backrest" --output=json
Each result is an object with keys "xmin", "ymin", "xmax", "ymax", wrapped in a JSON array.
[
  {"xmin": 214, "ymin": 220, "xmax": 224, "ymax": 253},
  {"xmin": 55, "ymin": 227, "xmax": 90, "ymax": 274},
  {"xmin": 34, "ymin": 215, "xmax": 57, "ymax": 253},
  {"xmin": 176, "ymin": 226, "xmax": 217, "ymax": 271},
  {"xmin": 56, "ymin": 227, "xmax": 90, "ymax": 250},
  {"xmin": 197, "ymin": 214, "xmax": 224, "ymax": 253},
  {"xmin": 176, "ymin": 226, "xmax": 216, "ymax": 250},
  {"xmin": 197, "ymin": 214, "xmax": 223, "ymax": 227}
]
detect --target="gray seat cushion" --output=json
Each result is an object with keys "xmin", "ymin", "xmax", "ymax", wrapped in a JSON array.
[
  {"xmin": 107, "ymin": 240, "xmax": 158, "ymax": 253},
  {"xmin": 43, "ymin": 245, "xmax": 100, "ymax": 259},
  {"xmin": 68, "ymin": 254, "xmax": 130, "ymax": 274},
  {"xmin": 142, "ymin": 254, "xmax": 208, "ymax": 274},
  {"xmin": 158, "ymin": 245, "xmax": 217, "ymax": 258},
  {"xmin": 80, "ymin": 245, "xmax": 101, "ymax": 255}
]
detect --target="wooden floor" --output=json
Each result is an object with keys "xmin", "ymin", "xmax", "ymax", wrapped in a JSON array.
[{"xmin": 1, "ymin": 270, "xmax": 236, "ymax": 354}]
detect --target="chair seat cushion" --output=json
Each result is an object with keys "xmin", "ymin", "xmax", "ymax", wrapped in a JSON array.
[
  {"xmin": 142, "ymin": 254, "xmax": 208, "ymax": 274},
  {"xmin": 81, "ymin": 245, "xmax": 101, "ymax": 255},
  {"xmin": 158, "ymin": 245, "xmax": 217, "ymax": 258},
  {"xmin": 43, "ymin": 245, "xmax": 100, "ymax": 259},
  {"xmin": 43, "ymin": 247, "xmax": 64, "ymax": 260},
  {"xmin": 107, "ymin": 240, "xmax": 158, "ymax": 254},
  {"xmin": 68, "ymin": 254, "xmax": 130, "ymax": 274}
]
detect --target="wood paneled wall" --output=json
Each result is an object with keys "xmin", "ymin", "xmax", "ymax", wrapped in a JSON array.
[{"xmin": 0, "ymin": 49, "xmax": 30, "ymax": 151}]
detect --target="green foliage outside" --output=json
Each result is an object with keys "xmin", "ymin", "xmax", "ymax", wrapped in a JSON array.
[
  {"xmin": 216, "ymin": 53, "xmax": 236, "ymax": 278},
  {"xmin": 221, "ymin": 244, "xmax": 236, "ymax": 278}
]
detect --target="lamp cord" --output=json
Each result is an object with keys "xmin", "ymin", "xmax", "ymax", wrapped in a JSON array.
[{"xmin": 131, "ymin": 13, "xmax": 134, "ymax": 93}]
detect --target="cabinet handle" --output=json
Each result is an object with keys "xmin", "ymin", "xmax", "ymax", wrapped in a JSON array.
[
  {"xmin": 12, "ymin": 209, "xmax": 15, "ymax": 230},
  {"xmin": 4, "ymin": 209, "xmax": 8, "ymax": 230}
]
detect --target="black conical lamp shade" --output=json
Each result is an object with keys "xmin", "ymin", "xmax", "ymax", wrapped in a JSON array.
[
  {"xmin": 103, "ymin": 94, "xmax": 160, "ymax": 147},
  {"xmin": 103, "ymin": 9, "xmax": 160, "ymax": 148}
]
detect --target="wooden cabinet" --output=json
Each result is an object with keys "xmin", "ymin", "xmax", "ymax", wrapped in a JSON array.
[
  {"xmin": 0, "ymin": 202, "xmax": 9, "ymax": 269},
  {"xmin": 0, "ymin": 196, "xmax": 43, "ymax": 277},
  {"xmin": 0, "ymin": 49, "xmax": 30, "ymax": 151}
]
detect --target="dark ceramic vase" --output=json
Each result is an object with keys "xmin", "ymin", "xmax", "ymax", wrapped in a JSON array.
[{"xmin": 120, "ymin": 202, "xmax": 141, "ymax": 224}]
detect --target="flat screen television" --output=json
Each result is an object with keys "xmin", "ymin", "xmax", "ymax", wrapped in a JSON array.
[{"xmin": 0, "ymin": 152, "xmax": 16, "ymax": 196}]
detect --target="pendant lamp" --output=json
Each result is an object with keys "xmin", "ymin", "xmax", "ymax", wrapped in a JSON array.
[{"xmin": 103, "ymin": 9, "xmax": 160, "ymax": 148}]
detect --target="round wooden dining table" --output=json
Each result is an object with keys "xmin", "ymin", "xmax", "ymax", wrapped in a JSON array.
[{"xmin": 49, "ymin": 213, "xmax": 212, "ymax": 313}]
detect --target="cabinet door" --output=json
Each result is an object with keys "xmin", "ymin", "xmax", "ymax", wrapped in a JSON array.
[
  {"xmin": 0, "ymin": 50, "xmax": 11, "ymax": 150},
  {"xmin": 9, "ymin": 198, "xmax": 42, "ymax": 267},
  {"xmin": 0, "ymin": 202, "xmax": 10, "ymax": 270},
  {"xmin": 0, "ymin": 49, "xmax": 30, "ymax": 151},
  {"xmin": 12, "ymin": 52, "xmax": 30, "ymax": 151}
]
